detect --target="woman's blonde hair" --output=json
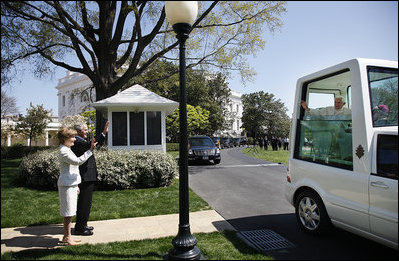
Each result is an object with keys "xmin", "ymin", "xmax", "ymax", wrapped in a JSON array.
[{"xmin": 58, "ymin": 128, "xmax": 77, "ymax": 145}]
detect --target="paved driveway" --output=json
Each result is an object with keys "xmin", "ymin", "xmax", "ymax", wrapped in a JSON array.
[{"xmin": 188, "ymin": 147, "xmax": 398, "ymax": 260}]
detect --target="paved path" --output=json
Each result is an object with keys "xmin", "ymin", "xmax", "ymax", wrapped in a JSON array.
[{"xmin": 1, "ymin": 210, "xmax": 235, "ymax": 254}]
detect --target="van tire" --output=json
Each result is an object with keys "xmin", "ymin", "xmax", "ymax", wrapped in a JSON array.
[{"xmin": 295, "ymin": 190, "xmax": 331, "ymax": 235}]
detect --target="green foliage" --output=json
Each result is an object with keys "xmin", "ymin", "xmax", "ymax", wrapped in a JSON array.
[
  {"xmin": 18, "ymin": 149, "xmax": 60, "ymax": 190},
  {"xmin": 242, "ymin": 145, "xmax": 289, "ymax": 166},
  {"xmin": 137, "ymin": 60, "xmax": 232, "ymax": 137},
  {"xmin": 18, "ymin": 149, "xmax": 178, "ymax": 191},
  {"xmin": 166, "ymin": 105, "xmax": 211, "ymax": 142},
  {"xmin": 2, "ymin": 2, "xmax": 287, "ymax": 86},
  {"xmin": 14, "ymin": 103, "xmax": 53, "ymax": 147},
  {"xmin": 1, "ymin": 231, "xmax": 268, "ymax": 260},
  {"xmin": 166, "ymin": 143, "xmax": 179, "ymax": 152},
  {"xmin": 2, "ymin": 159, "xmax": 210, "ymax": 228},
  {"xmin": 96, "ymin": 149, "xmax": 178, "ymax": 190},
  {"xmin": 248, "ymin": 137, "xmax": 254, "ymax": 145},
  {"xmin": 2, "ymin": 2, "xmax": 287, "ymax": 133},
  {"xmin": 241, "ymin": 91, "xmax": 291, "ymax": 139}
]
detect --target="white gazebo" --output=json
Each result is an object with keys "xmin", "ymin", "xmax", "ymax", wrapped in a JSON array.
[{"xmin": 92, "ymin": 84, "xmax": 178, "ymax": 152}]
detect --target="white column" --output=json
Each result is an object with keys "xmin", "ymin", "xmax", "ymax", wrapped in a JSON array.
[
  {"xmin": 7, "ymin": 134, "xmax": 11, "ymax": 147},
  {"xmin": 27, "ymin": 138, "xmax": 30, "ymax": 146},
  {"xmin": 45, "ymin": 131, "xmax": 49, "ymax": 146},
  {"xmin": 162, "ymin": 111, "xmax": 166, "ymax": 153}
]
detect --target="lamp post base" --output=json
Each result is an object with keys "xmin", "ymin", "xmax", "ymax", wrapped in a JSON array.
[
  {"xmin": 166, "ymin": 246, "xmax": 204, "ymax": 260},
  {"xmin": 165, "ymin": 225, "xmax": 205, "ymax": 260}
]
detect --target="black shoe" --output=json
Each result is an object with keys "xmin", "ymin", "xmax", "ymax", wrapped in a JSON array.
[
  {"xmin": 73, "ymin": 228, "xmax": 93, "ymax": 236},
  {"xmin": 84, "ymin": 226, "xmax": 94, "ymax": 231}
]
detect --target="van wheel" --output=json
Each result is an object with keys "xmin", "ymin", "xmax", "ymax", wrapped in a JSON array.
[
  {"xmin": 214, "ymin": 159, "xmax": 221, "ymax": 164},
  {"xmin": 295, "ymin": 190, "xmax": 331, "ymax": 235}
]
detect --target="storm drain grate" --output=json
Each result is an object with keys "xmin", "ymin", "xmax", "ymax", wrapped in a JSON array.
[{"xmin": 238, "ymin": 229, "xmax": 295, "ymax": 252}]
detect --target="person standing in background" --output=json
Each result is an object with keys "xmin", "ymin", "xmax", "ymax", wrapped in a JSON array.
[
  {"xmin": 72, "ymin": 121, "xmax": 109, "ymax": 236},
  {"xmin": 57, "ymin": 128, "xmax": 97, "ymax": 245}
]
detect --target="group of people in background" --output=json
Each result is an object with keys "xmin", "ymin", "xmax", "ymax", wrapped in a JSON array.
[{"xmin": 257, "ymin": 136, "xmax": 289, "ymax": 151}]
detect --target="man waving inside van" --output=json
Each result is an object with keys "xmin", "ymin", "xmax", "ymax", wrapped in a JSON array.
[{"xmin": 301, "ymin": 96, "xmax": 351, "ymax": 116}]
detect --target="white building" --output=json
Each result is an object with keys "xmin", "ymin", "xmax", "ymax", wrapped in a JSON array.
[
  {"xmin": 225, "ymin": 90, "xmax": 244, "ymax": 137},
  {"xmin": 1, "ymin": 115, "xmax": 60, "ymax": 147},
  {"xmin": 56, "ymin": 70, "xmax": 244, "ymax": 137}
]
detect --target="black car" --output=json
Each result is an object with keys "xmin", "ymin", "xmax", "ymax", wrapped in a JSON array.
[{"xmin": 188, "ymin": 136, "xmax": 221, "ymax": 164}]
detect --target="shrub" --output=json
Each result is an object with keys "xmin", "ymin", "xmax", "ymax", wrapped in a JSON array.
[
  {"xmin": 18, "ymin": 149, "xmax": 178, "ymax": 190},
  {"xmin": 95, "ymin": 149, "xmax": 178, "ymax": 190},
  {"xmin": 18, "ymin": 149, "xmax": 60, "ymax": 190},
  {"xmin": 248, "ymin": 137, "xmax": 254, "ymax": 145}
]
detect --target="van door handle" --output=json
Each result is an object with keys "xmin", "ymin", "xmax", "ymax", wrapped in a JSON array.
[{"xmin": 371, "ymin": 181, "xmax": 389, "ymax": 189}]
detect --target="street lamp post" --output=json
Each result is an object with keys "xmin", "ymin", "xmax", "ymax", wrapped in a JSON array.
[{"xmin": 165, "ymin": 1, "xmax": 203, "ymax": 260}]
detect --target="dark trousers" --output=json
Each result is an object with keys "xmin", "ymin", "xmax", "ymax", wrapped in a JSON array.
[{"xmin": 75, "ymin": 181, "xmax": 95, "ymax": 230}]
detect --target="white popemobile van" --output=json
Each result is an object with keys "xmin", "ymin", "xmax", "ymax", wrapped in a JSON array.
[{"xmin": 285, "ymin": 58, "xmax": 398, "ymax": 249}]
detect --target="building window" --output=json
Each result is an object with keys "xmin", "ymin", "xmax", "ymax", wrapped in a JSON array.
[
  {"xmin": 112, "ymin": 112, "xmax": 127, "ymax": 146},
  {"xmin": 111, "ymin": 111, "xmax": 162, "ymax": 147},
  {"xmin": 147, "ymin": 111, "xmax": 161, "ymax": 145},
  {"xmin": 62, "ymin": 96, "xmax": 65, "ymax": 107},
  {"xmin": 130, "ymin": 112, "xmax": 144, "ymax": 145}
]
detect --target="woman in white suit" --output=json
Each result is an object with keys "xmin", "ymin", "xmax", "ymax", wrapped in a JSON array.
[{"xmin": 57, "ymin": 128, "xmax": 97, "ymax": 245}]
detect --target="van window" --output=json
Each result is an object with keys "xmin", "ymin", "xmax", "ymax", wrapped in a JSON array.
[
  {"xmin": 368, "ymin": 67, "xmax": 398, "ymax": 127},
  {"xmin": 295, "ymin": 70, "xmax": 353, "ymax": 170},
  {"xmin": 376, "ymin": 135, "xmax": 398, "ymax": 180}
]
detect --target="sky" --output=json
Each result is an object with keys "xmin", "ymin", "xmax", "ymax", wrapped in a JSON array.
[{"xmin": 4, "ymin": 1, "xmax": 398, "ymax": 117}]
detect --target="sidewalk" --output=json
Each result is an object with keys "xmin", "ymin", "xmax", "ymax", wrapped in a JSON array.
[{"xmin": 1, "ymin": 210, "xmax": 236, "ymax": 254}]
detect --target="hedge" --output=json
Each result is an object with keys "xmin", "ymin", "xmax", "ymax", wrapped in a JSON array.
[{"xmin": 18, "ymin": 148, "xmax": 178, "ymax": 190}]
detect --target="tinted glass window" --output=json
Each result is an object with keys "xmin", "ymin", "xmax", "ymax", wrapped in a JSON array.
[
  {"xmin": 295, "ymin": 70, "xmax": 353, "ymax": 170},
  {"xmin": 130, "ymin": 112, "xmax": 144, "ymax": 145},
  {"xmin": 147, "ymin": 111, "xmax": 161, "ymax": 145},
  {"xmin": 112, "ymin": 112, "xmax": 127, "ymax": 146},
  {"xmin": 368, "ymin": 67, "xmax": 398, "ymax": 127},
  {"xmin": 189, "ymin": 137, "xmax": 215, "ymax": 147},
  {"xmin": 377, "ymin": 135, "xmax": 398, "ymax": 180}
]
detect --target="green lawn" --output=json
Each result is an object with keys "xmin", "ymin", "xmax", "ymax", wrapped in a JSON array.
[
  {"xmin": 1, "ymin": 158, "xmax": 211, "ymax": 228},
  {"xmin": 1, "ymin": 230, "xmax": 270, "ymax": 260},
  {"xmin": 242, "ymin": 145, "xmax": 290, "ymax": 166},
  {"xmin": 1, "ymin": 157, "xmax": 272, "ymax": 260}
]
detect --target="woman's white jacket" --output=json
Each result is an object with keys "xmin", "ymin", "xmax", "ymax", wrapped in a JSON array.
[{"xmin": 58, "ymin": 145, "xmax": 93, "ymax": 187}]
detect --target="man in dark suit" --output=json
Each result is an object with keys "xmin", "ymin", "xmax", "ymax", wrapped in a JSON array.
[{"xmin": 72, "ymin": 121, "xmax": 109, "ymax": 235}]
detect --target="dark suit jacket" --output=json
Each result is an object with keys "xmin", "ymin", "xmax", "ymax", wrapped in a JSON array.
[{"xmin": 71, "ymin": 133, "xmax": 106, "ymax": 182}]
